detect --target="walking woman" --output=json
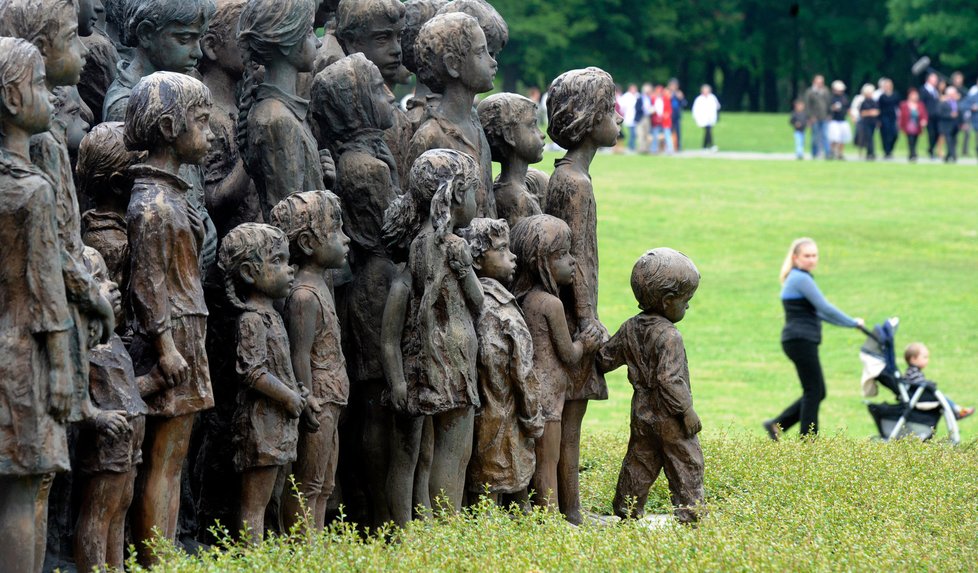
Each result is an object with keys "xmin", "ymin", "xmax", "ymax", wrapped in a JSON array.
[{"xmin": 764, "ymin": 238, "xmax": 863, "ymax": 438}]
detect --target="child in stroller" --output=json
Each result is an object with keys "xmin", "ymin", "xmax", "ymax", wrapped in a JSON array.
[{"xmin": 859, "ymin": 318, "xmax": 971, "ymax": 445}]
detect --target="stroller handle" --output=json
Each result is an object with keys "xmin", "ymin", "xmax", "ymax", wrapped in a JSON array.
[{"xmin": 858, "ymin": 324, "xmax": 881, "ymax": 344}]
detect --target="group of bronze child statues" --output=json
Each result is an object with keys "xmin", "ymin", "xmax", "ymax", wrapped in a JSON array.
[{"xmin": 0, "ymin": 0, "xmax": 707, "ymax": 570}]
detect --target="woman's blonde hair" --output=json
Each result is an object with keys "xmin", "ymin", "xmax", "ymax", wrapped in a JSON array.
[{"xmin": 779, "ymin": 237, "xmax": 816, "ymax": 283}]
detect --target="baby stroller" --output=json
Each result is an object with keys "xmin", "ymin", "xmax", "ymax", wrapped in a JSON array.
[{"xmin": 858, "ymin": 318, "xmax": 960, "ymax": 445}]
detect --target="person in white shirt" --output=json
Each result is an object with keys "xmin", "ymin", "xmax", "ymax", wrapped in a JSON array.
[
  {"xmin": 618, "ymin": 84, "xmax": 639, "ymax": 151},
  {"xmin": 692, "ymin": 84, "xmax": 721, "ymax": 150}
]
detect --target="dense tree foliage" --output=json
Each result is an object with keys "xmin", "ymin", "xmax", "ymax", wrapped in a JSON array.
[{"xmin": 490, "ymin": 0, "xmax": 969, "ymax": 111}]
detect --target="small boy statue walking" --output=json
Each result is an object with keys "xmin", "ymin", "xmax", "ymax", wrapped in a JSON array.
[{"xmin": 597, "ymin": 248, "xmax": 705, "ymax": 524}]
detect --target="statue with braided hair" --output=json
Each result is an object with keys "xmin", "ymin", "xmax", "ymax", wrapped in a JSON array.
[{"xmin": 237, "ymin": 0, "xmax": 335, "ymax": 221}]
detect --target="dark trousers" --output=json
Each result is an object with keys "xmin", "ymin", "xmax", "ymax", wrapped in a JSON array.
[
  {"xmin": 907, "ymin": 134, "xmax": 919, "ymax": 159},
  {"xmin": 859, "ymin": 121, "xmax": 877, "ymax": 158},
  {"xmin": 927, "ymin": 120, "xmax": 939, "ymax": 156},
  {"xmin": 772, "ymin": 339, "xmax": 825, "ymax": 436},
  {"xmin": 943, "ymin": 128, "xmax": 959, "ymax": 161},
  {"xmin": 702, "ymin": 126, "xmax": 713, "ymax": 148},
  {"xmin": 880, "ymin": 117, "xmax": 898, "ymax": 156}
]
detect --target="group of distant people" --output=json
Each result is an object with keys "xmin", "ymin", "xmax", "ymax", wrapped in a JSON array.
[
  {"xmin": 616, "ymin": 80, "xmax": 721, "ymax": 155},
  {"xmin": 794, "ymin": 72, "xmax": 978, "ymax": 162}
]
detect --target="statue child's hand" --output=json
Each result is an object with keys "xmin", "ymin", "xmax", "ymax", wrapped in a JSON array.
[
  {"xmin": 301, "ymin": 396, "xmax": 322, "ymax": 432},
  {"xmin": 159, "ymin": 349, "xmax": 189, "ymax": 389},
  {"xmin": 48, "ymin": 367, "xmax": 72, "ymax": 422},
  {"xmin": 95, "ymin": 410, "xmax": 131, "ymax": 438},
  {"xmin": 320, "ymin": 149, "xmax": 336, "ymax": 188},
  {"xmin": 283, "ymin": 389, "xmax": 306, "ymax": 419},
  {"xmin": 682, "ymin": 408, "xmax": 702, "ymax": 437},
  {"xmin": 390, "ymin": 383, "xmax": 408, "ymax": 413}
]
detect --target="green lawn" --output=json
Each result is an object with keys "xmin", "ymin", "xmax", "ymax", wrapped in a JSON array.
[{"xmin": 551, "ymin": 151, "xmax": 978, "ymax": 442}]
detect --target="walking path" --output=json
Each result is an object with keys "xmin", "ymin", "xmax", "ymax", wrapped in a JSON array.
[{"xmin": 651, "ymin": 148, "xmax": 978, "ymax": 165}]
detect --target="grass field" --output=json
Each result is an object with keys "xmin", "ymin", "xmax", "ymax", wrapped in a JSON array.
[
  {"xmin": 555, "ymin": 147, "xmax": 978, "ymax": 443},
  {"xmin": 140, "ymin": 114, "xmax": 978, "ymax": 571}
]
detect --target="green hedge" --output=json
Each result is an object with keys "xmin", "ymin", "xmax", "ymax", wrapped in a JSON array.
[{"xmin": 132, "ymin": 432, "xmax": 978, "ymax": 572}]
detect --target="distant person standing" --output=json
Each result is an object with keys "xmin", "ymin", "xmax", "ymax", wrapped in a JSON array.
[
  {"xmin": 876, "ymin": 78, "xmax": 900, "ymax": 159},
  {"xmin": 650, "ymin": 85, "xmax": 675, "ymax": 154},
  {"xmin": 827, "ymin": 81, "xmax": 851, "ymax": 160},
  {"xmin": 960, "ymin": 84, "xmax": 978, "ymax": 157},
  {"xmin": 636, "ymin": 83, "xmax": 653, "ymax": 153},
  {"xmin": 804, "ymin": 75, "xmax": 831, "ymax": 159},
  {"xmin": 857, "ymin": 84, "xmax": 880, "ymax": 160},
  {"xmin": 950, "ymin": 71, "xmax": 970, "ymax": 156},
  {"xmin": 898, "ymin": 88, "xmax": 928, "ymax": 162},
  {"xmin": 619, "ymin": 84, "xmax": 639, "ymax": 152},
  {"xmin": 937, "ymin": 86, "xmax": 962, "ymax": 163},
  {"xmin": 692, "ymin": 84, "xmax": 720, "ymax": 150},
  {"xmin": 668, "ymin": 78, "xmax": 687, "ymax": 151},
  {"xmin": 920, "ymin": 72, "xmax": 941, "ymax": 159},
  {"xmin": 790, "ymin": 100, "xmax": 808, "ymax": 160}
]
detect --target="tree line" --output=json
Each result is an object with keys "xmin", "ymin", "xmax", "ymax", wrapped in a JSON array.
[{"xmin": 492, "ymin": 0, "xmax": 974, "ymax": 112}]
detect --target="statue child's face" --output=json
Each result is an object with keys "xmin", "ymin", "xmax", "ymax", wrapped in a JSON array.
[
  {"xmin": 547, "ymin": 235, "xmax": 575, "ymax": 287},
  {"xmin": 284, "ymin": 27, "xmax": 319, "ymax": 74},
  {"xmin": 369, "ymin": 67, "xmax": 395, "ymax": 129},
  {"xmin": 591, "ymin": 103, "xmax": 623, "ymax": 148},
  {"xmin": 142, "ymin": 18, "xmax": 206, "ymax": 74},
  {"xmin": 5, "ymin": 60, "xmax": 55, "ymax": 136},
  {"xmin": 171, "ymin": 104, "xmax": 213, "ymax": 164},
  {"xmin": 348, "ymin": 15, "xmax": 405, "ymax": 85},
  {"xmin": 659, "ymin": 289, "xmax": 696, "ymax": 323},
  {"xmin": 475, "ymin": 232, "xmax": 516, "ymax": 284},
  {"xmin": 510, "ymin": 106, "xmax": 545, "ymax": 163},
  {"xmin": 77, "ymin": 0, "xmax": 98, "ymax": 37},
  {"xmin": 311, "ymin": 218, "xmax": 350, "ymax": 270},
  {"xmin": 44, "ymin": 9, "xmax": 88, "ymax": 87},
  {"xmin": 92, "ymin": 258, "xmax": 123, "ymax": 325},
  {"xmin": 456, "ymin": 27, "xmax": 495, "ymax": 93}
]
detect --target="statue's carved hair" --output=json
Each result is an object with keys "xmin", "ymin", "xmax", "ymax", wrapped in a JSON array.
[
  {"xmin": 120, "ymin": 0, "xmax": 216, "ymax": 48},
  {"xmin": 124, "ymin": 71, "xmax": 212, "ymax": 151},
  {"xmin": 477, "ymin": 92, "xmax": 538, "ymax": 162},
  {"xmin": 0, "ymin": 0, "xmax": 76, "ymax": 48},
  {"xmin": 76, "ymin": 121, "xmax": 145, "ymax": 199},
  {"xmin": 510, "ymin": 214, "xmax": 572, "ymax": 299},
  {"xmin": 218, "ymin": 222, "xmax": 289, "ymax": 312},
  {"xmin": 400, "ymin": 0, "xmax": 447, "ymax": 74},
  {"xmin": 311, "ymin": 53, "xmax": 391, "ymax": 144},
  {"xmin": 334, "ymin": 0, "xmax": 405, "ymax": 51},
  {"xmin": 630, "ymin": 248, "xmax": 699, "ymax": 312},
  {"xmin": 414, "ymin": 12, "xmax": 481, "ymax": 94},
  {"xmin": 546, "ymin": 67, "xmax": 615, "ymax": 149},
  {"xmin": 269, "ymin": 190, "xmax": 343, "ymax": 262},
  {"xmin": 436, "ymin": 0, "xmax": 506, "ymax": 56},
  {"xmin": 459, "ymin": 217, "xmax": 509, "ymax": 263}
]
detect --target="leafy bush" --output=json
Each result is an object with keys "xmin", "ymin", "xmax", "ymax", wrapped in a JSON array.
[{"xmin": 130, "ymin": 432, "xmax": 978, "ymax": 572}]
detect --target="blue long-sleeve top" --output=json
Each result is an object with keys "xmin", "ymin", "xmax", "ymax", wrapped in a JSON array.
[{"xmin": 781, "ymin": 268, "xmax": 857, "ymax": 343}]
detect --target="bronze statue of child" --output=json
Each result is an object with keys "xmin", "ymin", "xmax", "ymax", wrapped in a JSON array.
[
  {"xmin": 123, "ymin": 71, "xmax": 216, "ymax": 563},
  {"xmin": 78, "ymin": 122, "xmax": 144, "ymax": 295},
  {"xmin": 381, "ymin": 149, "xmax": 484, "ymax": 523},
  {"xmin": 270, "ymin": 191, "xmax": 351, "ymax": 531},
  {"xmin": 459, "ymin": 218, "xmax": 544, "ymax": 507},
  {"xmin": 219, "ymin": 223, "xmax": 304, "ymax": 541},
  {"xmin": 477, "ymin": 93, "xmax": 548, "ymax": 227},
  {"xmin": 310, "ymin": 52, "xmax": 399, "ymax": 527},
  {"xmin": 1, "ymin": 0, "xmax": 116, "ymax": 425},
  {"xmin": 74, "ymin": 247, "xmax": 159, "ymax": 573},
  {"xmin": 407, "ymin": 12, "xmax": 497, "ymax": 217},
  {"xmin": 597, "ymin": 248, "xmax": 705, "ymax": 524},
  {"xmin": 237, "ymin": 0, "xmax": 335, "ymax": 220},
  {"xmin": 544, "ymin": 67, "xmax": 622, "ymax": 524},
  {"xmin": 0, "ymin": 36, "xmax": 72, "ymax": 573},
  {"xmin": 198, "ymin": 0, "xmax": 259, "ymax": 236},
  {"xmin": 509, "ymin": 214, "xmax": 602, "ymax": 513},
  {"xmin": 334, "ymin": 0, "xmax": 412, "ymax": 184},
  {"xmin": 400, "ymin": 0, "xmax": 448, "ymax": 130}
]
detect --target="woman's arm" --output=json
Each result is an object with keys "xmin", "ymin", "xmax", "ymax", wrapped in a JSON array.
[{"xmin": 792, "ymin": 271, "xmax": 858, "ymax": 327}]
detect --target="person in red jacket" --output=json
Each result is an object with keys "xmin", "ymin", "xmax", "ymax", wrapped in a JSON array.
[
  {"xmin": 650, "ymin": 86, "xmax": 675, "ymax": 154},
  {"xmin": 899, "ymin": 88, "xmax": 929, "ymax": 162}
]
